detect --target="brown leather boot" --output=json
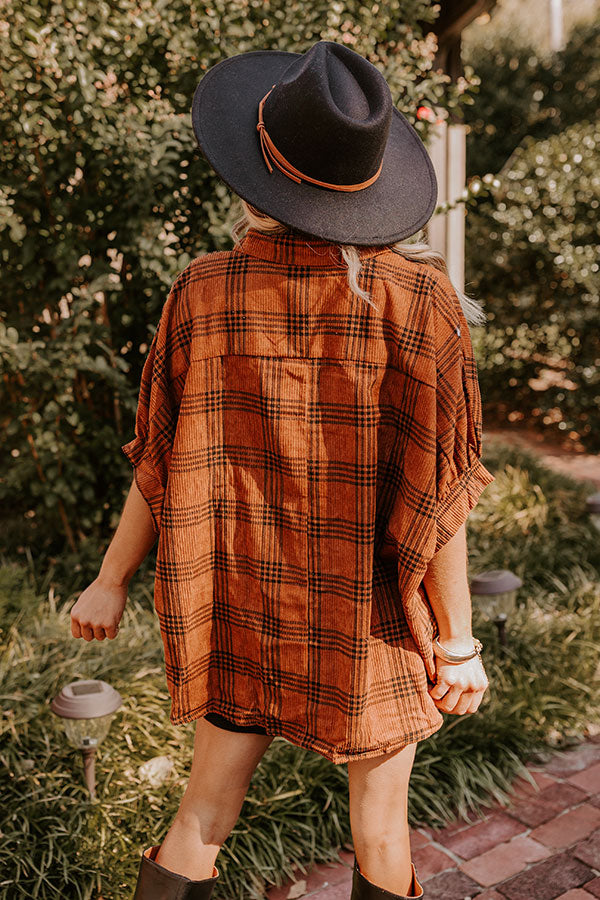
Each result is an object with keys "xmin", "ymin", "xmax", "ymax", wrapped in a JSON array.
[
  {"xmin": 132, "ymin": 844, "xmax": 220, "ymax": 899},
  {"xmin": 350, "ymin": 853, "xmax": 424, "ymax": 899}
]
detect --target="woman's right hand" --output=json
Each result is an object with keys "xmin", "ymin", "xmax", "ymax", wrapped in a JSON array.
[
  {"xmin": 428, "ymin": 652, "xmax": 489, "ymax": 716},
  {"xmin": 70, "ymin": 575, "xmax": 128, "ymax": 642}
]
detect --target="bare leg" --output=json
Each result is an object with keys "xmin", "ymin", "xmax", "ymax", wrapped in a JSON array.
[
  {"xmin": 154, "ymin": 718, "xmax": 275, "ymax": 880},
  {"xmin": 347, "ymin": 741, "xmax": 418, "ymax": 895}
]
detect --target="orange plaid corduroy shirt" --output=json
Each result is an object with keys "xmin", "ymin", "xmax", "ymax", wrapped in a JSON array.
[{"xmin": 121, "ymin": 227, "xmax": 495, "ymax": 764}]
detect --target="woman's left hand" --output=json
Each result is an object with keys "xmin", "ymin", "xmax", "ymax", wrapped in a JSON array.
[{"xmin": 428, "ymin": 654, "xmax": 489, "ymax": 715}]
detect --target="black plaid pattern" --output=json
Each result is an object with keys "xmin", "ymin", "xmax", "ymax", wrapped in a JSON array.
[{"xmin": 121, "ymin": 229, "xmax": 495, "ymax": 764}]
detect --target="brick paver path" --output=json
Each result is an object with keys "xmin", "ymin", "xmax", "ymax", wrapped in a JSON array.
[{"xmin": 265, "ymin": 736, "xmax": 600, "ymax": 900}]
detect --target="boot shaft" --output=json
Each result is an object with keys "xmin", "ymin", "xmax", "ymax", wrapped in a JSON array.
[
  {"xmin": 351, "ymin": 854, "xmax": 424, "ymax": 900},
  {"xmin": 132, "ymin": 845, "xmax": 219, "ymax": 900}
]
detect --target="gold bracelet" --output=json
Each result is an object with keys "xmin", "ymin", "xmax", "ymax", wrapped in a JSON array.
[{"xmin": 432, "ymin": 637, "xmax": 483, "ymax": 663}]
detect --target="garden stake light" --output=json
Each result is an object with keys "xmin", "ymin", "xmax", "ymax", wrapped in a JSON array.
[
  {"xmin": 470, "ymin": 569, "xmax": 523, "ymax": 648},
  {"xmin": 51, "ymin": 679, "xmax": 122, "ymax": 799},
  {"xmin": 585, "ymin": 492, "xmax": 600, "ymax": 532}
]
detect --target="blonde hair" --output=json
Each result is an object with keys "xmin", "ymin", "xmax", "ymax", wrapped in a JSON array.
[{"xmin": 231, "ymin": 199, "xmax": 487, "ymax": 327}]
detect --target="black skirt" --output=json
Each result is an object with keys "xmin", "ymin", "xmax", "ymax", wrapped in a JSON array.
[{"xmin": 204, "ymin": 711, "xmax": 269, "ymax": 735}]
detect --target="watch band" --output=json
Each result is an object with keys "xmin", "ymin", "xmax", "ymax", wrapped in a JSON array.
[{"xmin": 432, "ymin": 637, "xmax": 483, "ymax": 663}]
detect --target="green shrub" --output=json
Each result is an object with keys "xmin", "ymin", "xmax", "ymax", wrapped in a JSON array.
[
  {"xmin": 460, "ymin": 17, "xmax": 600, "ymax": 450},
  {"xmin": 0, "ymin": 1, "xmax": 474, "ymax": 569},
  {"xmin": 463, "ymin": 15, "xmax": 600, "ymax": 176},
  {"xmin": 466, "ymin": 121, "xmax": 600, "ymax": 450}
]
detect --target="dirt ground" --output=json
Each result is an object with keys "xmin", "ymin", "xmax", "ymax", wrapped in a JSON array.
[{"xmin": 484, "ymin": 426, "xmax": 600, "ymax": 489}]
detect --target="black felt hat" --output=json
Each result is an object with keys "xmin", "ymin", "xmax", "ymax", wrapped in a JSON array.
[{"xmin": 191, "ymin": 40, "xmax": 438, "ymax": 246}]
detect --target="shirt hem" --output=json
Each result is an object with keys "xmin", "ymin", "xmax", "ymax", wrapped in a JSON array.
[{"xmin": 167, "ymin": 703, "xmax": 445, "ymax": 765}]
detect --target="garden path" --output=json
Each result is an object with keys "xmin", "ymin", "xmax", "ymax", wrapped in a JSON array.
[
  {"xmin": 484, "ymin": 427, "xmax": 600, "ymax": 488},
  {"xmin": 265, "ymin": 735, "xmax": 600, "ymax": 900}
]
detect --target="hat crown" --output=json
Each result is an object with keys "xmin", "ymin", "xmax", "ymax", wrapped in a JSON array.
[{"xmin": 263, "ymin": 41, "xmax": 393, "ymax": 187}]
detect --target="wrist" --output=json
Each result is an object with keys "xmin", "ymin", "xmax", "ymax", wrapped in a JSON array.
[
  {"xmin": 435, "ymin": 633, "xmax": 475, "ymax": 653},
  {"xmin": 97, "ymin": 567, "xmax": 131, "ymax": 590}
]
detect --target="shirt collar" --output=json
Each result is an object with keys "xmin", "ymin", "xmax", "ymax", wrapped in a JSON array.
[{"xmin": 235, "ymin": 228, "xmax": 389, "ymax": 268}]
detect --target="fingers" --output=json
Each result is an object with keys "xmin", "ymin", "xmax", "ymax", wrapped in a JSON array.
[
  {"xmin": 69, "ymin": 581, "xmax": 126, "ymax": 642},
  {"xmin": 433, "ymin": 682, "xmax": 464, "ymax": 712},
  {"xmin": 433, "ymin": 687, "xmax": 486, "ymax": 714},
  {"xmin": 430, "ymin": 677, "xmax": 488, "ymax": 715},
  {"xmin": 453, "ymin": 690, "xmax": 477, "ymax": 716},
  {"xmin": 466, "ymin": 690, "xmax": 485, "ymax": 714},
  {"xmin": 70, "ymin": 616, "xmax": 119, "ymax": 642}
]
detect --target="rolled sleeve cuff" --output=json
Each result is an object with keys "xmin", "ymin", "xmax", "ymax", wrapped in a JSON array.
[
  {"xmin": 435, "ymin": 450, "xmax": 495, "ymax": 552},
  {"xmin": 121, "ymin": 435, "xmax": 164, "ymax": 536}
]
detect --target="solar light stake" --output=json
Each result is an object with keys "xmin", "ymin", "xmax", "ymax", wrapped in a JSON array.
[
  {"xmin": 586, "ymin": 492, "xmax": 600, "ymax": 533},
  {"xmin": 51, "ymin": 679, "xmax": 122, "ymax": 799},
  {"xmin": 81, "ymin": 747, "xmax": 96, "ymax": 797},
  {"xmin": 470, "ymin": 569, "xmax": 523, "ymax": 649}
]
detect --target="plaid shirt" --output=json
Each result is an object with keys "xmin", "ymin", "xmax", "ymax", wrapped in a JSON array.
[{"xmin": 121, "ymin": 228, "xmax": 495, "ymax": 764}]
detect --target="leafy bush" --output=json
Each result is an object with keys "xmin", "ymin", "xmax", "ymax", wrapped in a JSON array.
[
  {"xmin": 466, "ymin": 120, "xmax": 600, "ymax": 450},
  {"xmin": 460, "ymin": 16, "xmax": 600, "ymax": 449},
  {"xmin": 468, "ymin": 445, "xmax": 600, "ymax": 590},
  {"xmin": 462, "ymin": 15, "xmax": 600, "ymax": 176},
  {"xmin": 0, "ymin": 1, "xmax": 474, "ymax": 566}
]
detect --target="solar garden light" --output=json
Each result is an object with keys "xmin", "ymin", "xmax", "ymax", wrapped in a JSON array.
[
  {"xmin": 51, "ymin": 679, "xmax": 122, "ymax": 800},
  {"xmin": 585, "ymin": 492, "xmax": 600, "ymax": 533},
  {"xmin": 470, "ymin": 569, "xmax": 523, "ymax": 648}
]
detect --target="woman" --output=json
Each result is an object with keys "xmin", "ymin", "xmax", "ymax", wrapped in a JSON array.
[{"xmin": 70, "ymin": 40, "xmax": 494, "ymax": 900}]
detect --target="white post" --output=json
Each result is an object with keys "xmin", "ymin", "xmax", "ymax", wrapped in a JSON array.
[
  {"xmin": 426, "ymin": 119, "xmax": 448, "ymax": 258},
  {"xmin": 549, "ymin": 0, "xmax": 564, "ymax": 51},
  {"xmin": 446, "ymin": 123, "xmax": 466, "ymax": 294},
  {"xmin": 426, "ymin": 119, "xmax": 466, "ymax": 293}
]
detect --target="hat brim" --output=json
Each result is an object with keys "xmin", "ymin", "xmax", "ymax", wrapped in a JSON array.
[{"xmin": 191, "ymin": 50, "xmax": 438, "ymax": 246}]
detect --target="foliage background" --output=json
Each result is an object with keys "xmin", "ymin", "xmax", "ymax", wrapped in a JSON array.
[
  {"xmin": 2, "ymin": 3, "xmax": 600, "ymax": 898},
  {"xmin": 0, "ymin": 0, "xmax": 476, "ymax": 569},
  {"xmin": 462, "ymin": 15, "xmax": 600, "ymax": 450}
]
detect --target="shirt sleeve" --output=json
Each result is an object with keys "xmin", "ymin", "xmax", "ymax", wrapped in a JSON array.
[
  {"xmin": 430, "ymin": 271, "xmax": 496, "ymax": 553},
  {"xmin": 121, "ymin": 271, "xmax": 193, "ymax": 535}
]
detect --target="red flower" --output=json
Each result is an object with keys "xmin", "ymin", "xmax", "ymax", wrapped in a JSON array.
[{"xmin": 416, "ymin": 105, "xmax": 434, "ymax": 122}]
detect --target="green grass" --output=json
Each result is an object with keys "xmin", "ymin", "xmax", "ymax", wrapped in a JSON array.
[{"xmin": 1, "ymin": 441, "xmax": 599, "ymax": 899}]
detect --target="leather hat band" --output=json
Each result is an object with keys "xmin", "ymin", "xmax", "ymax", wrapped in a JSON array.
[{"xmin": 256, "ymin": 86, "xmax": 383, "ymax": 192}]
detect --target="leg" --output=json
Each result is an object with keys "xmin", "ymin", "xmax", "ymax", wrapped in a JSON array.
[
  {"xmin": 347, "ymin": 741, "xmax": 418, "ymax": 896},
  {"xmin": 154, "ymin": 717, "xmax": 275, "ymax": 880}
]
